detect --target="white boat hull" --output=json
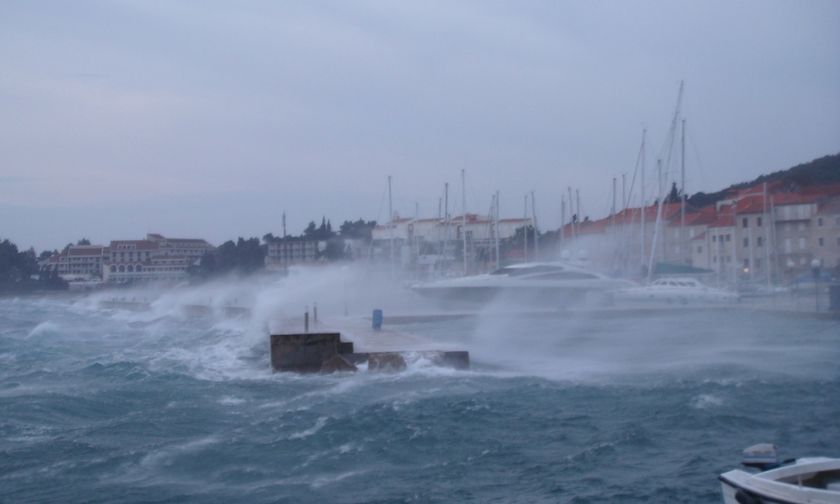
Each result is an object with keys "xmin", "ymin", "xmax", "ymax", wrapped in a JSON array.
[{"xmin": 719, "ymin": 458, "xmax": 840, "ymax": 504}]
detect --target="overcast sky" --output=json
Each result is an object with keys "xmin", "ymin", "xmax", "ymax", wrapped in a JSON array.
[{"xmin": 2, "ymin": 0, "xmax": 839, "ymax": 251}]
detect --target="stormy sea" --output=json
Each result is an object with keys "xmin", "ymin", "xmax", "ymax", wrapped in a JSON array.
[{"xmin": 1, "ymin": 282, "xmax": 838, "ymax": 503}]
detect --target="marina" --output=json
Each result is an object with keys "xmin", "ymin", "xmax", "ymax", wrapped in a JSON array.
[{"xmin": 2, "ymin": 2, "xmax": 838, "ymax": 502}]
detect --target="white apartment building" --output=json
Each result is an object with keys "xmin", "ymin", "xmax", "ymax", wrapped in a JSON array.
[
  {"xmin": 103, "ymin": 234, "xmax": 213, "ymax": 283},
  {"xmin": 810, "ymin": 199, "xmax": 840, "ymax": 270},
  {"xmin": 46, "ymin": 245, "xmax": 106, "ymax": 279},
  {"xmin": 265, "ymin": 239, "xmax": 319, "ymax": 269}
]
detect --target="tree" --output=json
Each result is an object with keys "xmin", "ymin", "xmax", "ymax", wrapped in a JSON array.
[
  {"xmin": 303, "ymin": 221, "xmax": 317, "ymax": 239},
  {"xmin": 77, "ymin": 238, "xmax": 91, "ymax": 246},
  {"xmin": 188, "ymin": 237, "xmax": 266, "ymax": 279},
  {"xmin": 665, "ymin": 182, "xmax": 681, "ymax": 203},
  {"xmin": 339, "ymin": 219, "xmax": 376, "ymax": 240},
  {"xmin": 0, "ymin": 239, "xmax": 66, "ymax": 292}
]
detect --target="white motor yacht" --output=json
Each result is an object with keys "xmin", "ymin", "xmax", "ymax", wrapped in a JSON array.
[
  {"xmin": 720, "ymin": 444, "xmax": 840, "ymax": 504},
  {"xmin": 411, "ymin": 262, "xmax": 635, "ymax": 306},
  {"xmin": 613, "ymin": 276, "xmax": 738, "ymax": 305}
]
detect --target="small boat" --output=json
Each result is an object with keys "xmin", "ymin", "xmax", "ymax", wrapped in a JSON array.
[
  {"xmin": 719, "ymin": 444, "xmax": 840, "ymax": 504},
  {"xmin": 410, "ymin": 262, "xmax": 635, "ymax": 306},
  {"xmin": 613, "ymin": 276, "xmax": 738, "ymax": 305}
]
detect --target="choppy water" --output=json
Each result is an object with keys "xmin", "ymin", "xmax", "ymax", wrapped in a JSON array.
[{"xmin": 1, "ymin": 292, "xmax": 838, "ymax": 503}]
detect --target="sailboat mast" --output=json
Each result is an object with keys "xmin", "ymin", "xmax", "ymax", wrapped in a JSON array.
[
  {"xmin": 561, "ymin": 195, "xmax": 566, "ymax": 243},
  {"xmin": 567, "ymin": 186, "xmax": 575, "ymax": 242},
  {"xmin": 764, "ymin": 182, "xmax": 771, "ymax": 287},
  {"xmin": 640, "ymin": 129, "xmax": 646, "ymax": 268},
  {"xmin": 494, "ymin": 190, "xmax": 501, "ymax": 270},
  {"xmin": 622, "ymin": 173, "xmax": 627, "ymax": 210},
  {"xmin": 461, "ymin": 169, "xmax": 467, "ymax": 274},
  {"xmin": 444, "ymin": 182, "xmax": 449, "ymax": 259},
  {"xmin": 531, "ymin": 190, "xmax": 538, "ymax": 260},
  {"xmin": 388, "ymin": 175, "xmax": 394, "ymax": 275},
  {"xmin": 523, "ymin": 194, "xmax": 529, "ymax": 261},
  {"xmin": 648, "ymin": 158, "xmax": 664, "ymax": 282},
  {"xmin": 680, "ymin": 118, "xmax": 686, "ymax": 263}
]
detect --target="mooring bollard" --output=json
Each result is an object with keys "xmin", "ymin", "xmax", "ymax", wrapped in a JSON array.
[{"xmin": 372, "ymin": 309, "xmax": 383, "ymax": 330}]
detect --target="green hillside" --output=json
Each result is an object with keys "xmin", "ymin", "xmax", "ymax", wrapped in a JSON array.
[{"xmin": 688, "ymin": 152, "xmax": 840, "ymax": 208}]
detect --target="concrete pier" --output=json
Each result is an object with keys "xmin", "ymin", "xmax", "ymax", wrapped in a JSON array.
[
  {"xmin": 269, "ymin": 331, "xmax": 470, "ymax": 374},
  {"xmin": 270, "ymin": 332, "xmax": 351, "ymax": 373}
]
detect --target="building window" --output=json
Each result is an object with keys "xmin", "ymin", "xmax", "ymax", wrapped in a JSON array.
[
  {"xmin": 127, "ymin": 265, "xmax": 134, "ymax": 272},
  {"xmin": 110, "ymin": 265, "xmax": 116, "ymax": 273},
  {"xmin": 136, "ymin": 265, "xmax": 143, "ymax": 272},
  {"xmin": 799, "ymin": 237, "xmax": 806, "ymax": 250},
  {"xmin": 757, "ymin": 237, "xmax": 763, "ymax": 247},
  {"xmin": 819, "ymin": 237, "xmax": 824, "ymax": 247},
  {"xmin": 743, "ymin": 238, "xmax": 749, "ymax": 248},
  {"xmin": 725, "ymin": 234, "xmax": 731, "ymax": 242},
  {"xmin": 118, "ymin": 265, "xmax": 125, "ymax": 272},
  {"xmin": 742, "ymin": 218, "xmax": 748, "ymax": 228},
  {"xmin": 757, "ymin": 217, "xmax": 762, "ymax": 227},
  {"xmin": 713, "ymin": 256, "xmax": 717, "ymax": 263},
  {"xmin": 756, "ymin": 259, "xmax": 761, "ymax": 268},
  {"xmin": 743, "ymin": 259, "xmax": 749, "ymax": 268},
  {"xmin": 712, "ymin": 235, "xmax": 717, "ymax": 242},
  {"xmin": 697, "ymin": 246, "xmax": 703, "ymax": 253},
  {"xmin": 817, "ymin": 217, "xmax": 823, "ymax": 226}
]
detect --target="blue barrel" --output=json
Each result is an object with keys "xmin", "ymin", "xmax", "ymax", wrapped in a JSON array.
[{"xmin": 372, "ymin": 309, "xmax": 383, "ymax": 330}]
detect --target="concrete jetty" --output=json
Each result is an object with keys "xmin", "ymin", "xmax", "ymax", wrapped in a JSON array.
[
  {"xmin": 269, "ymin": 314, "xmax": 470, "ymax": 374},
  {"xmin": 269, "ymin": 331, "xmax": 469, "ymax": 373}
]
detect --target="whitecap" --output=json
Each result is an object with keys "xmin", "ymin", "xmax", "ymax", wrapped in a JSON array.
[
  {"xmin": 309, "ymin": 470, "xmax": 365, "ymax": 489},
  {"xmin": 218, "ymin": 396, "xmax": 246, "ymax": 406},
  {"xmin": 288, "ymin": 416, "xmax": 328, "ymax": 440},
  {"xmin": 140, "ymin": 436, "xmax": 219, "ymax": 468},
  {"xmin": 27, "ymin": 321, "xmax": 60, "ymax": 338},
  {"xmin": 690, "ymin": 393, "xmax": 724, "ymax": 409}
]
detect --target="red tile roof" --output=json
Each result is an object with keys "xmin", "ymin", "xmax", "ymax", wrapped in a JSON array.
[
  {"xmin": 709, "ymin": 213, "xmax": 735, "ymax": 228},
  {"xmin": 681, "ymin": 205, "xmax": 718, "ymax": 226},
  {"xmin": 67, "ymin": 246, "xmax": 105, "ymax": 256},
  {"xmin": 109, "ymin": 240, "xmax": 161, "ymax": 250},
  {"xmin": 166, "ymin": 238, "xmax": 210, "ymax": 244},
  {"xmin": 769, "ymin": 192, "xmax": 821, "ymax": 206}
]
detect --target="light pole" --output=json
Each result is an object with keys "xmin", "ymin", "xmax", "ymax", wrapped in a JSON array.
[{"xmin": 811, "ymin": 258, "xmax": 821, "ymax": 313}]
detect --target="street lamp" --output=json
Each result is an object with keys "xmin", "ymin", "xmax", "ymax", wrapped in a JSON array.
[{"xmin": 811, "ymin": 258, "xmax": 821, "ymax": 313}]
